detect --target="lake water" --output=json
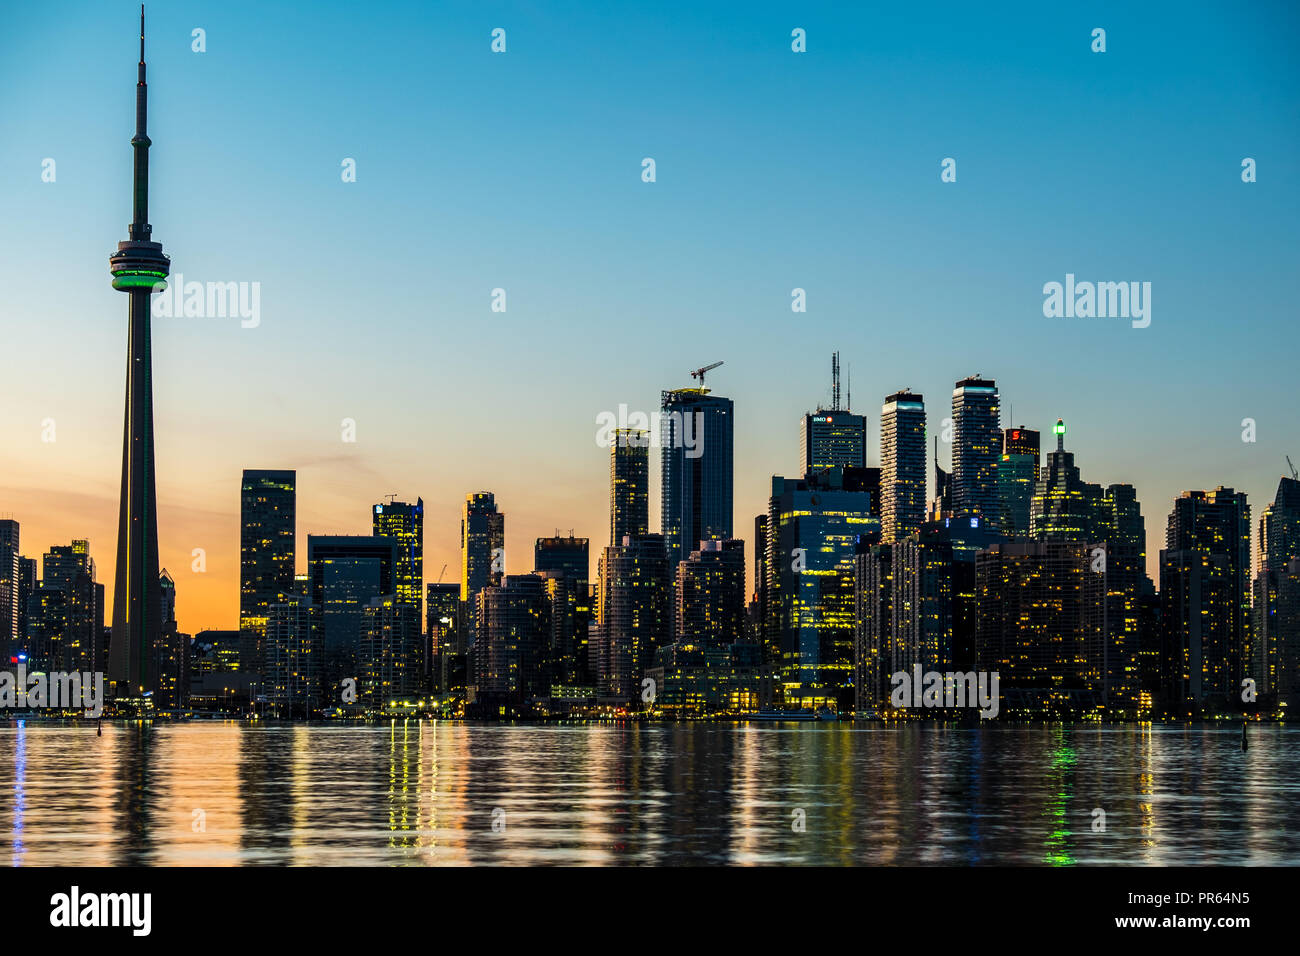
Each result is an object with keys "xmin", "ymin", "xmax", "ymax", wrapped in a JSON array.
[{"xmin": 2, "ymin": 722, "xmax": 1295, "ymax": 866}]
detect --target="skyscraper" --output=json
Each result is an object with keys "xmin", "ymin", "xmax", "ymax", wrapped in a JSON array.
[
  {"xmin": 1101, "ymin": 482, "xmax": 1148, "ymax": 714},
  {"xmin": 266, "ymin": 594, "xmax": 319, "ymax": 718},
  {"xmin": 951, "ymin": 376, "xmax": 1001, "ymax": 526},
  {"xmin": 426, "ymin": 581, "xmax": 462, "ymax": 693},
  {"xmin": 360, "ymin": 596, "xmax": 422, "ymax": 709},
  {"xmin": 674, "ymin": 538, "xmax": 746, "ymax": 648},
  {"xmin": 1029, "ymin": 420, "xmax": 1104, "ymax": 541},
  {"xmin": 0, "ymin": 519, "xmax": 19, "ymax": 660},
  {"xmin": 156, "ymin": 568, "xmax": 188, "ymax": 708},
  {"xmin": 535, "ymin": 535, "xmax": 589, "ymax": 581},
  {"xmin": 610, "ymin": 430, "xmax": 649, "ymax": 547},
  {"xmin": 854, "ymin": 536, "xmax": 891, "ymax": 714},
  {"xmin": 976, "ymin": 540, "xmax": 1106, "ymax": 717},
  {"xmin": 471, "ymin": 574, "xmax": 550, "ymax": 714},
  {"xmin": 240, "ymin": 469, "xmax": 296, "ymax": 680},
  {"xmin": 766, "ymin": 468, "xmax": 879, "ymax": 711},
  {"xmin": 40, "ymin": 541, "xmax": 98, "ymax": 673},
  {"xmin": 1159, "ymin": 487, "xmax": 1252, "ymax": 717},
  {"xmin": 109, "ymin": 9, "xmax": 170, "ymax": 699},
  {"xmin": 880, "ymin": 390, "xmax": 926, "ymax": 543},
  {"xmin": 16, "ymin": 557, "xmax": 36, "ymax": 659},
  {"xmin": 1254, "ymin": 476, "xmax": 1300, "ymax": 702},
  {"xmin": 597, "ymin": 533, "xmax": 672, "ymax": 702},
  {"xmin": 661, "ymin": 387, "xmax": 734, "ymax": 567},
  {"xmin": 307, "ymin": 535, "xmax": 397, "ymax": 696},
  {"xmin": 998, "ymin": 426, "xmax": 1040, "ymax": 537},
  {"xmin": 461, "ymin": 492, "xmax": 505, "ymax": 602},
  {"xmin": 373, "ymin": 497, "xmax": 423, "ymax": 620},
  {"xmin": 535, "ymin": 534, "xmax": 591, "ymax": 688},
  {"xmin": 800, "ymin": 355, "xmax": 866, "ymax": 475}
]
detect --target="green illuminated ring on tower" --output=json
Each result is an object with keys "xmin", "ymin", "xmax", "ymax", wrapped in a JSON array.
[{"xmin": 112, "ymin": 269, "xmax": 169, "ymax": 291}]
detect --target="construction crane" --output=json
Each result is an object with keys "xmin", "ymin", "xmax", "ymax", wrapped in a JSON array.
[
  {"xmin": 436, "ymin": 563, "xmax": 447, "ymax": 584},
  {"xmin": 690, "ymin": 360, "xmax": 724, "ymax": 389},
  {"xmin": 1288, "ymin": 456, "xmax": 1298, "ymax": 481}
]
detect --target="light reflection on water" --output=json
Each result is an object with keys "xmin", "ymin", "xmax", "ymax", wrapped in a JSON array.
[{"xmin": 0, "ymin": 722, "xmax": 1295, "ymax": 866}]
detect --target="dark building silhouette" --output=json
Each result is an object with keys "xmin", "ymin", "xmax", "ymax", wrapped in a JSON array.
[
  {"xmin": 240, "ymin": 469, "xmax": 296, "ymax": 684},
  {"xmin": 976, "ymin": 540, "xmax": 1106, "ymax": 716},
  {"xmin": 156, "ymin": 569, "xmax": 188, "ymax": 708},
  {"xmin": 951, "ymin": 376, "xmax": 1001, "ymax": 528},
  {"xmin": 1253, "ymin": 476, "xmax": 1300, "ymax": 704},
  {"xmin": 535, "ymin": 535, "xmax": 589, "ymax": 581},
  {"xmin": 361, "ymin": 596, "xmax": 421, "ymax": 709},
  {"xmin": 461, "ymin": 492, "xmax": 504, "ymax": 655},
  {"xmin": 534, "ymin": 535, "xmax": 591, "ymax": 689},
  {"xmin": 471, "ymin": 574, "xmax": 550, "ymax": 714},
  {"xmin": 266, "ymin": 595, "xmax": 320, "ymax": 718},
  {"xmin": 597, "ymin": 533, "xmax": 672, "ymax": 703},
  {"xmin": 610, "ymin": 430, "xmax": 649, "ymax": 547},
  {"xmin": 1159, "ymin": 488, "xmax": 1251, "ymax": 717},
  {"xmin": 307, "ymin": 535, "xmax": 397, "ymax": 701},
  {"xmin": 661, "ymin": 387, "xmax": 734, "ymax": 567},
  {"xmin": 426, "ymin": 581, "xmax": 462, "ymax": 694},
  {"xmin": 674, "ymin": 538, "xmax": 746, "ymax": 648}
]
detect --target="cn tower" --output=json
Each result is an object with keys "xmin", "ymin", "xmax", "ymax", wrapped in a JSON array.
[{"xmin": 107, "ymin": 6, "xmax": 169, "ymax": 698}]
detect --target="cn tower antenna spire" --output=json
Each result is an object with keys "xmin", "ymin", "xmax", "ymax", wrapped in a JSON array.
[{"xmin": 130, "ymin": 4, "xmax": 152, "ymax": 239}]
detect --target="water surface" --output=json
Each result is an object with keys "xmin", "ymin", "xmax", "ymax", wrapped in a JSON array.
[{"xmin": 1, "ymin": 722, "xmax": 1294, "ymax": 866}]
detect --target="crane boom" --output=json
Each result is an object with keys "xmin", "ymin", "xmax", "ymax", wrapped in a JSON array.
[{"xmin": 689, "ymin": 360, "xmax": 724, "ymax": 389}]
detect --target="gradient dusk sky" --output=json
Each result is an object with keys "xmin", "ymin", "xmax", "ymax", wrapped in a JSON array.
[{"xmin": 2, "ymin": 0, "xmax": 1298, "ymax": 637}]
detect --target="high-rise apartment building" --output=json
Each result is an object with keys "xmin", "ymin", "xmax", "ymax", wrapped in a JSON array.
[
  {"xmin": 471, "ymin": 574, "xmax": 550, "ymax": 714},
  {"xmin": 610, "ymin": 430, "xmax": 649, "ymax": 547},
  {"xmin": 976, "ymin": 540, "xmax": 1106, "ymax": 716},
  {"xmin": 674, "ymin": 538, "xmax": 746, "ymax": 648},
  {"xmin": 239, "ymin": 470, "xmax": 296, "ymax": 680},
  {"xmin": 880, "ymin": 390, "xmax": 926, "ymax": 543},
  {"xmin": 461, "ymin": 492, "xmax": 505, "ymax": 602},
  {"xmin": 1254, "ymin": 476, "xmax": 1300, "ymax": 702},
  {"xmin": 597, "ymin": 533, "xmax": 673, "ymax": 702},
  {"xmin": 951, "ymin": 376, "xmax": 1001, "ymax": 526},
  {"xmin": 360, "ymin": 596, "xmax": 422, "ymax": 709},
  {"xmin": 1159, "ymin": 487, "xmax": 1251, "ymax": 717},
  {"xmin": 0, "ymin": 519, "xmax": 19, "ymax": 660},
  {"xmin": 372, "ymin": 498, "xmax": 423, "ymax": 620}
]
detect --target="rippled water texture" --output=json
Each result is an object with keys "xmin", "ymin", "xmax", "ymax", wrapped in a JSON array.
[{"xmin": 1, "ymin": 722, "xmax": 1295, "ymax": 866}]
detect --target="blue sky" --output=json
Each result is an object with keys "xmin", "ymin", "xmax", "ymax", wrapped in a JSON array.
[{"xmin": 1, "ymin": 0, "xmax": 1297, "ymax": 631}]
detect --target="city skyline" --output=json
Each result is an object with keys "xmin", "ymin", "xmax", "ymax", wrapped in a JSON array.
[{"xmin": 2, "ymin": 0, "xmax": 1298, "ymax": 641}]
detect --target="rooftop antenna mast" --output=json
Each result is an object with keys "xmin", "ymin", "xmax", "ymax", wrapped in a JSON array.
[{"xmin": 831, "ymin": 352, "xmax": 841, "ymax": 411}]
